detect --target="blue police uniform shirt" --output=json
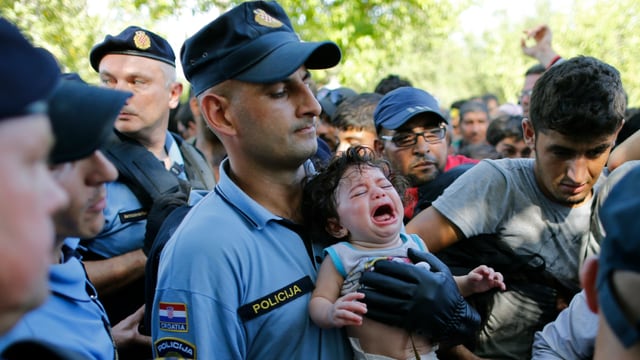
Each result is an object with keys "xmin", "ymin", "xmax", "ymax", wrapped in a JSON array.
[
  {"xmin": 0, "ymin": 238, "xmax": 116, "ymax": 360},
  {"xmin": 152, "ymin": 158, "xmax": 352, "ymax": 360},
  {"xmin": 83, "ymin": 131, "xmax": 199, "ymax": 257}
]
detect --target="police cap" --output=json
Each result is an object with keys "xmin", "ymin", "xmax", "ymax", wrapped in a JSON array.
[
  {"xmin": 181, "ymin": 1, "xmax": 341, "ymax": 96},
  {"xmin": 89, "ymin": 26, "xmax": 176, "ymax": 71},
  {"xmin": 0, "ymin": 18, "xmax": 60, "ymax": 120}
]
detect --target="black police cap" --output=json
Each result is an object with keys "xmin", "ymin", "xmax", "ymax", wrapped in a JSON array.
[
  {"xmin": 0, "ymin": 18, "xmax": 60, "ymax": 120},
  {"xmin": 181, "ymin": 1, "xmax": 341, "ymax": 96},
  {"xmin": 89, "ymin": 26, "xmax": 176, "ymax": 71},
  {"xmin": 48, "ymin": 74, "xmax": 131, "ymax": 164}
]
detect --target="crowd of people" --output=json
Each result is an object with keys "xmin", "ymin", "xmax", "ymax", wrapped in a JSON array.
[{"xmin": 2, "ymin": 1, "xmax": 640, "ymax": 359}]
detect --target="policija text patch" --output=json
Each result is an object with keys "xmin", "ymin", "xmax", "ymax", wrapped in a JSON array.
[
  {"xmin": 237, "ymin": 276, "xmax": 313, "ymax": 321},
  {"xmin": 154, "ymin": 337, "xmax": 195, "ymax": 359}
]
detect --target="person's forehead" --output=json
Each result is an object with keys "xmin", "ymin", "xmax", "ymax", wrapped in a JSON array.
[
  {"xmin": 523, "ymin": 73, "xmax": 542, "ymax": 90},
  {"xmin": 341, "ymin": 166, "xmax": 383, "ymax": 184},
  {"xmin": 99, "ymin": 53, "xmax": 168, "ymax": 76},
  {"xmin": 498, "ymin": 136, "xmax": 525, "ymax": 145},
  {"xmin": 0, "ymin": 114, "xmax": 51, "ymax": 152},
  {"xmin": 537, "ymin": 128, "xmax": 615, "ymax": 150},
  {"xmin": 461, "ymin": 110, "xmax": 488, "ymax": 121},
  {"xmin": 0, "ymin": 113, "xmax": 50, "ymax": 136}
]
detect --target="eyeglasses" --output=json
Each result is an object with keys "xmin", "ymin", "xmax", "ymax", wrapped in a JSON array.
[
  {"xmin": 381, "ymin": 126, "xmax": 446, "ymax": 148},
  {"xmin": 518, "ymin": 89, "xmax": 533, "ymax": 99}
]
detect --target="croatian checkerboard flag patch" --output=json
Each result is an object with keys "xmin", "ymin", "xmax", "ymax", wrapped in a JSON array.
[{"xmin": 159, "ymin": 302, "xmax": 188, "ymax": 332}]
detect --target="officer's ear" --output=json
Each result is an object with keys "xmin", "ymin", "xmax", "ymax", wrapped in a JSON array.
[
  {"xmin": 374, "ymin": 137, "xmax": 385, "ymax": 156},
  {"xmin": 326, "ymin": 218, "xmax": 348, "ymax": 239},
  {"xmin": 168, "ymin": 81, "xmax": 183, "ymax": 110},
  {"xmin": 200, "ymin": 88, "xmax": 235, "ymax": 136},
  {"xmin": 581, "ymin": 255, "xmax": 600, "ymax": 314},
  {"xmin": 522, "ymin": 118, "xmax": 536, "ymax": 150}
]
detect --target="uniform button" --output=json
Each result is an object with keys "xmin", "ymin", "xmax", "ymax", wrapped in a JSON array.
[{"xmin": 315, "ymin": 255, "xmax": 323, "ymax": 264}]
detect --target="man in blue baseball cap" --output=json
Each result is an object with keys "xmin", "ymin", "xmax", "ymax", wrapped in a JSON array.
[
  {"xmin": 152, "ymin": 2, "xmax": 480, "ymax": 359},
  {"xmin": 0, "ymin": 18, "xmax": 69, "ymax": 337},
  {"xmin": 374, "ymin": 87, "xmax": 477, "ymax": 220}
]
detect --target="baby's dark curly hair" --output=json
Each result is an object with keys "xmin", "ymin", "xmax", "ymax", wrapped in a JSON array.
[{"xmin": 302, "ymin": 146, "xmax": 408, "ymax": 245}]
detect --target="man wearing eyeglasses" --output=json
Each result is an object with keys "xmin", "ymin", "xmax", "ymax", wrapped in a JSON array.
[{"xmin": 373, "ymin": 87, "xmax": 478, "ymax": 222}]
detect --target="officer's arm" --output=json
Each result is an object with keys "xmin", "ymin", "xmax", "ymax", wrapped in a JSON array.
[
  {"xmin": 406, "ymin": 207, "xmax": 462, "ymax": 253},
  {"xmin": 84, "ymin": 249, "xmax": 146, "ymax": 295}
]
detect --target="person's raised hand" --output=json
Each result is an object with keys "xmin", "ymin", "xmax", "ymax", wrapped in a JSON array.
[{"xmin": 521, "ymin": 24, "xmax": 558, "ymax": 66}]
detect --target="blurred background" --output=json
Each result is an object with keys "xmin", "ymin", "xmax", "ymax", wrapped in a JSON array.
[{"xmin": 3, "ymin": 0, "xmax": 638, "ymax": 108}]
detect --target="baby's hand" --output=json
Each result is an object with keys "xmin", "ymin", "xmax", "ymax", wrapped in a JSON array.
[
  {"xmin": 465, "ymin": 265, "xmax": 506, "ymax": 294},
  {"xmin": 329, "ymin": 292, "xmax": 367, "ymax": 327}
]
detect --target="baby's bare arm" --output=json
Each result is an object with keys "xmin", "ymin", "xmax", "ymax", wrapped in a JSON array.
[{"xmin": 309, "ymin": 257, "xmax": 367, "ymax": 328}]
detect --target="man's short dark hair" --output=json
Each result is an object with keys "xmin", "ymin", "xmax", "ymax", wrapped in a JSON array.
[
  {"xmin": 525, "ymin": 63, "xmax": 546, "ymax": 76},
  {"xmin": 333, "ymin": 93, "xmax": 382, "ymax": 133},
  {"xmin": 459, "ymin": 100, "xmax": 489, "ymax": 120},
  {"xmin": 374, "ymin": 74, "xmax": 412, "ymax": 95},
  {"xmin": 486, "ymin": 114, "xmax": 524, "ymax": 145},
  {"xmin": 529, "ymin": 56, "xmax": 625, "ymax": 139}
]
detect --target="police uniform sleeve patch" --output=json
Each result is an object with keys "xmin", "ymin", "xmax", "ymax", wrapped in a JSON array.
[
  {"xmin": 159, "ymin": 302, "xmax": 188, "ymax": 332},
  {"xmin": 154, "ymin": 337, "xmax": 196, "ymax": 359},
  {"xmin": 237, "ymin": 276, "xmax": 313, "ymax": 321}
]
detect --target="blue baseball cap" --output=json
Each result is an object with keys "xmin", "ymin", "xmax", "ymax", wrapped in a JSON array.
[
  {"xmin": 181, "ymin": 1, "xmax": 342, "ymax": 96},
  {"xmin": 318, "ymin": 87, "xmax": 358, "ymax": 120},
  {"xmin": 90, "ymin": 26, "xmax": 176, "ymax": 71},
  {"xmin": 48, "ymin": 74, "xmax": 132, "ymax": 164},
  {"xmin": 374, "ymin": 87, "xmax": 447, "ymax": 130},
  {"xmin": 0, "ymin": 18, "xmax": 60, "ymax": 120},
  {"xmin": 597, "ymin": 165, "xmax": 640, "ymax": 348}
]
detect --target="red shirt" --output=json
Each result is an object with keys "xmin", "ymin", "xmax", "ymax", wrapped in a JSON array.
[{"xmin": 404, "ymin": 155, "xmax": 478, "ymax": 220}]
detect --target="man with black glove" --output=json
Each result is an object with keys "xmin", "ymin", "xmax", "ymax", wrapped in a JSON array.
[{"xmin": 360, "ymin": 248, "xmax": 482, "ymax": 345}]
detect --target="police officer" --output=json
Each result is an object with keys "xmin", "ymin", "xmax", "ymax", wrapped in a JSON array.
[
  {"xmin": 152, "ymin": 2, "xmax": 479, "ymax": 359},
  {"xmin": 0, "ymin": 75, "xmax": 136, "ymax": 359},
  {"xmin": 80, "ymin": 25, "xmax": 215, "ymax": 358},
  {"xmin": 0, "ymin": 18, "xmax": 82, "ymax": 360}
]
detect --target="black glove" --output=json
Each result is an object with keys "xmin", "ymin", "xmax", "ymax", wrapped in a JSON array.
[
  {"xmin": 143, "ymin": 189, "xmax": 189, "ymax": 256},
  {"xmin": 359, "ymin": 248, "xmax": 480, "ymax": 344}
]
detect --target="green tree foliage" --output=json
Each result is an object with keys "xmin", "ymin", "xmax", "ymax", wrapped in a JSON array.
[
  {"xmin": 1, "ymin": 0, "xmax": 101, "ymax": 82},
  {"xmin": 276, "ymin": 0, "xmax": 466, "ymax": 93},
  {"xmin": 2, "ymin": 0, "xmax": 640, "ymax": 108}
]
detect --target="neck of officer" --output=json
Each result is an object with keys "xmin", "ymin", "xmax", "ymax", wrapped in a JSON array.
[
  {"xmin": 134, "ymin": 123, "xmax": 171, "ymax": 167},
  {"xmin": 227, "ymin": 158, "xmax": 307, "ymax": 224},
  {"xmin": 52, "ymin": 236, "xmax": 66, "ymax": 264}
]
